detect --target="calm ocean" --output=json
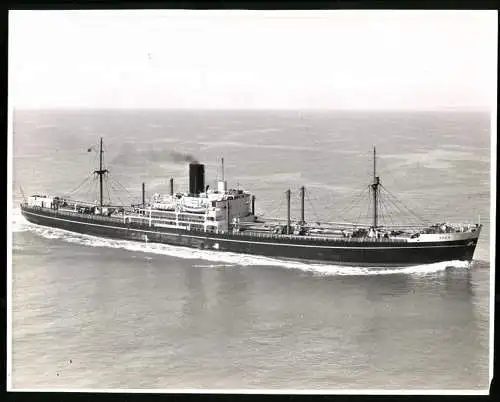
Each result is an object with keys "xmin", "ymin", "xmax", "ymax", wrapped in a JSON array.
[{"xmin": 10, "ymin": 109, "xmax": 491, "ymax": 390}]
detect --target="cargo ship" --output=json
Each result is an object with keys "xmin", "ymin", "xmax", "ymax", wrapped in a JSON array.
[{"xmin": 20, "ymin": 138, "xmax": 482, "ymax": 267}]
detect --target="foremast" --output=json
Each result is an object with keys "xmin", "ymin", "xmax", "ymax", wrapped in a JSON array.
[
  {"xmin": 93, "ymin": 138, "xmax": 108, "ymax": 214},
  {"xmin": 371, "ymin": 146, "xmax": 380, "ymax": 228}
]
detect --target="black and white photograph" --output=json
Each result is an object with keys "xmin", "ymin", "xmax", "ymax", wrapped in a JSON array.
[{"xmin": 7, "ymin": 10, "xmax": 496, "ymax": 392}]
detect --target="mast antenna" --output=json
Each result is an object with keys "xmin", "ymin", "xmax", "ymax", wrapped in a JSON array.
[{"xmin": 221, "ymin": 157, "xmax": 225, "ymax": 181}]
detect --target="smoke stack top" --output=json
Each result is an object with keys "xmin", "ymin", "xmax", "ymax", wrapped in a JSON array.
[{"xmin": 189, "ymin": 163, "xmax": 205, "ymax": 196}]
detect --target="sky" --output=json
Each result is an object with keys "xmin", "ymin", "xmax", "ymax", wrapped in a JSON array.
[{"xmin": 8, "ymin": 10, "xmax": 498, "ymax": 110}]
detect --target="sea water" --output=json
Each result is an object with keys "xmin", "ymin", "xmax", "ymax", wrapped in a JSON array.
[{"xmin": 10, "ymin": 109, "xmax": 491, "ymax": 390}]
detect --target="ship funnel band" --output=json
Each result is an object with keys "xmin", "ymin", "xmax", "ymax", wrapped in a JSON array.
[{"xmin": 189, "ymin": 163, "xmax": 205, "ymax": 195}]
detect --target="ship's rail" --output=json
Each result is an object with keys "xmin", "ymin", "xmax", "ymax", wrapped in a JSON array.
[
  {"xmin": 214, "ymin": 229, "xmax": 407, "ymax": 243},
  {"xmin": 23, "ymin": 204, "xmax": 479, "ymax": 244},
  {"xmin": 22, "ymin": 204, "xmax": 411, "ymax": 244},
  {"xmin": 24, "ymin": 204, "xmax": 125, "ymax": 224},
  {"xmin": 259, "ymin": 217, "xmax": 432, "ymax": 230}
]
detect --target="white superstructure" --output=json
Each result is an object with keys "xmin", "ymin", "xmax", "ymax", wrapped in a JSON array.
[
  {"xmin": 133, "ymin": 179, "xmax": 256, "ymax": 233},
  {"xmin": 27, "ymin": 195, "xmax": 54, "ymax": 209}
]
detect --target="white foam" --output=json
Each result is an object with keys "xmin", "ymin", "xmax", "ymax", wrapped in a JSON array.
[
  {"xmin": 193, "ymin": 264, "xmax": 237, "ymax": 268},
  {"xmin": 11, "ymin": 207, "xmax": 32, "ymax": 233},
  {"xmin": 11, "ymin": 207, "xmax": 471, "ymax": 276}
]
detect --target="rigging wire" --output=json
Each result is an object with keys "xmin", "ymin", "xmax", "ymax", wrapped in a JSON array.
[
  {"xmin": 277, "ymin": 191, "xmax": 287, "ymax": 224},
  {"xmin": 378, "ymin": 192, "xmax": 388, "ymax": 227},
  {"xmin": 358, "ymin": 185, "xmax": 372, "ymax": 226},
  {"xmin": 94, "ymin": 176, "xmax": 101, "ymax": 203},
  {"xmin": 353, "ymin": 185, "xmax": 370, "ymax": 225},
  {"xmin": 114, "ymin": 178, "xmax": 132, "ymax": 195},
  {"xmin": 87, "ymin": 140, "xmax": 101, "ymax": 175},
  {"xmin": 378, "ymin": 205, "xmax": 385, "ymax": 227},
  {"xmin": 63, "ymin": 174, "xmax": 93, "ymax": 197},
  {"xmin": 380, "ymin": 189, "xmax": 417, "ymax": 225},
  {"xmin": 337, "ymin": 186, "xmax": 367, "ymax": 214},
  {"xmin": 335, "ymin": 186, "xmax": 370, "ymax": 223},
  {"xmin": 380, "ymin": 193, "xmax": 390, "ymax": 225},
  {"xmin": 353, "ymin": 194, "xmax": 364, "ymax": 226},
  {"xmin": 88, "ymin": 145, "xmax": 96, "ymax": 176},
  {"xmin": 105, "ymin": 177, "xmax": 112, "ymax": 204},
  {"xmin": 262, "ymin": 191, "xmax": 285, "ymax": 221},
  {"xmin": 71, "ymin": 174, "xmax": 93, "ymax": 203},
  {"xmin": 107, "ymin": 180, "xmax": 122, "ymax": 205},
  {"xmin": 380, "ymin": 187, "xmax": 422, "ymax": 227},
  {"xmin": 369, "ymin": 146, "xmax": 427, "ymax": 228},
  {"xmin": 365, "ymin": 186, "xmax": 373, "ymax": 224},
  {"xmin": 379, "ymin": 189, "xmax": 411, "ymax": 225},
  {"xmin": 108, "ymin": 180, "xmax": 127, "ymax": 206},
  {"xmin": 108, "ymin": 178, "xmax": 136, "ymax": 205},
  {"xmin": 377, "ymin": 189, "xmax": 387, "ymax": 227},
  {"xmin": 111, "ymin": 177, "xmax": 135, "ymax": 200},
  {"xmin": 86, "ymin": 175, "xmax": 97, "ymax": 202},
  {"xmin": 305, "ymin": 188, "xmax": 321, "ymax": 225},
  {"xmin": 379, "ymin": 192, "xmax": 395, "ymax": 227},
  {"xmin": 306, "ymin": 187, "xmax": 334, "ymax": 223},
  {"xmin": 380, "ymin": 184, "xmax": 429, "ymax": 225}
]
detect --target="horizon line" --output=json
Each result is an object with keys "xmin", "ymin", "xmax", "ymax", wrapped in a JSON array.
[{"xmin": 11, "ymin": 106, "xmax": 492, "ymax": 113}]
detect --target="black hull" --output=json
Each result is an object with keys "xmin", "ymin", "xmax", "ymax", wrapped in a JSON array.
[{"xmin": 20, "ymin": 206, "xmax": 479, "ymax": 267}]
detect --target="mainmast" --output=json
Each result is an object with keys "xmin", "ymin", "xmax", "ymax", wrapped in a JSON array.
[
  {"xmin": 286, "ymin": 189, "xmax": 291, "ymax": 234},
  {"xmin": 371, "ymin": 146, "xmax": 380, "ymax": 228},
  {"xmin": 94, "ymin": 138, "xmax": 109, "ymax": 214},
  {"xmin": 299, "ymin": 186, "xmax": 305, "ymax": 225}
]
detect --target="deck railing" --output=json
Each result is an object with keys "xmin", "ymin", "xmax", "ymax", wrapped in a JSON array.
[
  {"xmin": 217, "ymin": 229, "xmax": 406, "ymax": 243},
  {"xmin": 22, "ymin": 204, "xmax": 411, "ymax": 244}
]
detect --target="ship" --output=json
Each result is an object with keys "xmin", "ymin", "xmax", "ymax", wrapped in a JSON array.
[{"xmin": 19, "ymin": 138, "xmax": 482, "ymax": 267}]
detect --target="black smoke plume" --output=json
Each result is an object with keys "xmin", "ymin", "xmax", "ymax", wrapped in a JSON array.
[
  {"xmin": 109, "ymin": 144, "xmax": 199, "ymax": 166},
  {"xmin": 167, "ymin": 151, "xmax": 198, "ymax": 164}
]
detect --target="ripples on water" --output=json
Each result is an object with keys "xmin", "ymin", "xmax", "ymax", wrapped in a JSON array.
[
  {"xmin": 11, "ymin": 209, "xmax": 490, "ymax": 390},
  {"xmin": 10, "ymin": 110, "xmax": 491, "ymax": 391}
]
